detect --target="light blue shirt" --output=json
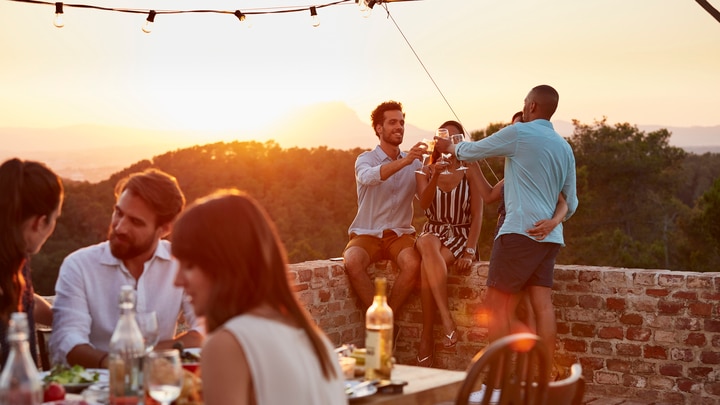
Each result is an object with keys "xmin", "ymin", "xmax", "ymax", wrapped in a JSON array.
[
  {"xmin": 348, "ymin": 145, "xmax": 421, "ymax": 237},
  {"xmin": 456, "ymin": 119, "xmax": 578, "ymax": 245}
]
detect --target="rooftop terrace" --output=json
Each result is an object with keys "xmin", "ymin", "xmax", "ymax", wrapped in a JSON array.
[{"xmin": 289, "ymin": 259, "xmax": 720, "ymax": 405}]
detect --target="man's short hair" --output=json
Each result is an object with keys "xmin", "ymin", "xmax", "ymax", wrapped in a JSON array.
[
  {"xmin": 114, "ymin": 168, "xmax": 185, "ymax": 227},
  {"xmin": 370, "ymin": 101, "xmax": 404, "ymax": 136}
]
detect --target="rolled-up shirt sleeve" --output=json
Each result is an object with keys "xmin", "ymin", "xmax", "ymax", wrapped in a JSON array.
[{"xmin": 355, "ymin": 155, "xmax": 383, "ymax": 186}]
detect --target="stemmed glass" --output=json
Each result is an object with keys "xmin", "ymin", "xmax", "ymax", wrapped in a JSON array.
[
  {"xmin": 136, "ymin": 311, "xmax": 159, "ymax": 355},
  {"xmin": 436, "ymin": 128, "xmax": 452, "ymax": 175},
  {"xmin": 144, "ymin": 349, "xmax": 184, "ymax": 405},
  {"xmin": 415, "ymin": 138, "xmax": 436, "ymax": 175},
  {"xmin": 451, "ymin": 133, "xmax": 468, "ymax": 171}
]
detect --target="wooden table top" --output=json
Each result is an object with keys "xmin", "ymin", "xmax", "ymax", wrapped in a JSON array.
[{"xmin": 350, "ymin": 364, "xmax": 467, "ymax": 404}]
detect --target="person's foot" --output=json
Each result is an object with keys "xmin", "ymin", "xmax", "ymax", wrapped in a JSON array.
[
  {"xmin": 469, "ymin": 385, "xmax": 501, "ymax": 404},
  {"xmin": 443, "ymin": 328, "xmax": 458, "ymax": 348},
  {"xmin": 416, "ymin": 332, "xmax": 434, "ymax": 367}
]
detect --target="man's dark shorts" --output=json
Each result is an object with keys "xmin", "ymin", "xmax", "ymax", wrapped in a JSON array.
[
  {"xmin": 344, "ymin": 230, "xmax": 416, "ymax": 263},
  {"xmin": 487, "ymin": 233, "xmax": 561, "ymax": 294}
]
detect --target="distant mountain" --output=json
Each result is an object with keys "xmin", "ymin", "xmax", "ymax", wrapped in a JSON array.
[{"xmin": 2, "ymin": 103, "xmax": 718, "ymax": 182}]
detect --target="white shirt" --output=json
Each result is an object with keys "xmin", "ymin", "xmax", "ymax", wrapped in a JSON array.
[
  {"xmin": 348, "ymin": 145, "xmax": 421, "ymax": 237},
  {"xmin": 50, "ymin": 240, "xmax": 201, "ymax": 365},
  {"xmin": 222, "ymin": 315, "xmax": 347, "ymax": 405}
]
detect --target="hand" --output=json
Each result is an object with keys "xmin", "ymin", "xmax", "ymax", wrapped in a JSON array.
[
  {"xmin": 526, "ymin": 219, "xmax": 558, "ymax": 240},
  {"xmin": 455, "ymin": 255, "xmax": 473, "ymax": 271},
  {"xmin": 433, "ymin": 136, "xmax": 452, "ymax": 154},
  {"xmin": 407, "ymin": 141, "xmax": 427, "ymax": 162}
]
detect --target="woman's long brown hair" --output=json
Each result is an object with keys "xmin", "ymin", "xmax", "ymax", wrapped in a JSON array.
[{"xmin": 172, "ymin": 189, "xmax": 338, "ymax": 380}]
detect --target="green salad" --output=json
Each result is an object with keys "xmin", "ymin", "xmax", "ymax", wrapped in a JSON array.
[{"xmin": 43, "ymin": 365, "xmax": 100, "ymax": 385}]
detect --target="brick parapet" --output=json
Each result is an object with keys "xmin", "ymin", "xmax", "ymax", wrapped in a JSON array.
[{"xmin": 289, "ymin": 260, "xmax": 720, "ymax": 404}]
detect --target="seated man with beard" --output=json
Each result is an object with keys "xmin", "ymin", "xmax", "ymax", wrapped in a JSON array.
[{"xmin": 50, "ymin": 169, "xmax": 203, "ymax": 368}]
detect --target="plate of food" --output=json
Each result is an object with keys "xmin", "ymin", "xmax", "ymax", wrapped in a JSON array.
[
  {"xmin": 40, "ymin": 365, "xmax": 107, "ymax": 394},
  {"xmin": 345, "ymin": 379, "xmax": 378, "ymax": 401}
]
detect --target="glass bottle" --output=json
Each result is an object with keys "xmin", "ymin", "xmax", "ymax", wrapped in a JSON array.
[
  {"xmin": 108, "ymin": 285, "xmax": 145, "ymax": 405},
  {"xmin": 0, "ymin": 312, "xmax": 43, "ymax": 405},
  {"xmin": 364, "ymin": 277, "xmax": 393, "ymax": 380}
]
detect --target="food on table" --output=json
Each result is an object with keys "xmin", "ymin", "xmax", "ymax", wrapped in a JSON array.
[
  {"xmin": 42, "ymin": 365, "xmax": 101, "ymax": 385},
  {"xmin": 43, "ymin": 381, "xmax": 66, "ymax": 402}
]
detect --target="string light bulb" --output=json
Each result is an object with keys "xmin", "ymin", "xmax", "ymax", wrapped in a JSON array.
[
  {"xmin": 234, "ymin": 10, "xmax": 252, "ymax": 28},
  {"xmin": 53, "ymin": 2, "xmax": 64, "ymax": 28},
  {"xmin": 357, "ymin": 0, "xmax": 372, "ymax": 17},
  {"xmin": 309, "ymin": 6, "xmax": 320, "ymax": 27},
  {"xmin": 142, "ymin": 10, "xmax": 156, "ymax": 33}
]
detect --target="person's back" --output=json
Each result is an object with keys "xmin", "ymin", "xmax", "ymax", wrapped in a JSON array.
[
  {"xmin": 498, "ymin": 120, "xmax": 576, "ymax": 242},
  {"xmin": 223, "ymin": 315, "xmax": 344, "ymax": 404}
]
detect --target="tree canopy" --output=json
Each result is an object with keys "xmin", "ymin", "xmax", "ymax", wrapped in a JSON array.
[{"xmin": 28, "ymin": 123, "xmax": 720, "ymax": 295}]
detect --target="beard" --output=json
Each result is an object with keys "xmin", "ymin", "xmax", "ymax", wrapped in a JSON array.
[
  {"xmin": 108, "ymin": 225, "xmax": 156, "ymax": 261},
  {"xmin": 381, "ymin": 130, "xmax": 403, "ymax": 147}
]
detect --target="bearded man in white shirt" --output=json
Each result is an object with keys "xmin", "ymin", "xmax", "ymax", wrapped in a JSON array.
[{"xmin": 50, "ymin": 168, "xmax": 203, "ymax": 368}]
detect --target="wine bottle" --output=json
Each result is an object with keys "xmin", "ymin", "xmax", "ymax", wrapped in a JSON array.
[
  {"xmin": 0, "ymin": 312, "xmax": 43, "ymax": 405},
  {"xmin": 364, "ymin": 277, "xmax": 393, "ymax": 380},
  {"xmin": 108, "ymin": 285, "xmax": 145, "ymax": 405}
]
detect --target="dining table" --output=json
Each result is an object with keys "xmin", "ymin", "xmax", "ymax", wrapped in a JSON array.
[{"xmin": 350, "ymin": 364, "xmax": 467, "ymax": 404}]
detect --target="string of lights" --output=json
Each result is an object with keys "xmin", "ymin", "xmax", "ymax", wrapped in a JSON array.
[{"xmin": 7, "ymin": 0, "xmax": 375, "ymax": 30}]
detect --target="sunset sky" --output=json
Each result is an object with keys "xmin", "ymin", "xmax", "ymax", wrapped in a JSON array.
[{"xmin": 1, "ymin": 0, "xmax": 719, "ymax": 148}]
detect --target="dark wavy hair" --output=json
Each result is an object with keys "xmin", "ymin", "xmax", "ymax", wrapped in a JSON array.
[
  {"xmin": 370, "ymin": 101, "xmax": 404, "ymax": 137},
  {"xmin": 171, "ymin": 189, "xmax": 338, "ymax": 380},
  {"xmin": 0, "ymin": 158, "xmax": 63, "ymax": 318}
]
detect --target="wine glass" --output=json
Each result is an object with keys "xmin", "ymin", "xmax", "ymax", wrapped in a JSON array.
[
  {"xmin": 136, "ymin": 311, "xmax": 159, "ymax": 355},
  {"xmin": 435, "ymin": 128, "xmax": 451, "ymax": 174},
  {"xmin": 451, "ymin": 133, "xmax": 468, "ymax": 171},
  {"xmin": 415, "ymin": 138, "xmax": 435, "ymax": 175},
  {"xmin": 144, "ymin": 349, "xmax": 184, "ymax": 405},
  {"xmin": 440, "ymin": 153, "xmax": 453, "ymax": 175}
]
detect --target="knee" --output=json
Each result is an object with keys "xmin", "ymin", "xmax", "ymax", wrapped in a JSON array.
[
  {"xmin": 343, "ymin": 248, "xmax": 369, "ymax": 275},
  {"xmin": 415, "ymin": 233, "xmax": 436, "ymax": 253}
]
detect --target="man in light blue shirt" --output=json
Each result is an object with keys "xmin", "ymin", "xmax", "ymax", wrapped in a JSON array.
[
  {"xmin": 435, "ymin": 85, "xmax": 578, "ymax": 368},
  {"xmin": 343, "ymin": 101, "xmax": 425, "ymax": 315}
]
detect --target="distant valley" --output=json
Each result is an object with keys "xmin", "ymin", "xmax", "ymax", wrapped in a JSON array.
[{"xmin": 2, "ymin": 102, "xmax": 718, "ymax": 183}]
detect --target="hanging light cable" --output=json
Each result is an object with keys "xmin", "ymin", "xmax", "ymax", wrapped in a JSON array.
[
  {"xmin": 309, "ymin": 6, "xmax": 320, "ymax": 27},
  {"xmin": 141, "ymin": 10, "xmax": 156, "ymax": 33},
  {"xmin": 53, "ymin": 2, "xmax": 64, "ymax": 28}
]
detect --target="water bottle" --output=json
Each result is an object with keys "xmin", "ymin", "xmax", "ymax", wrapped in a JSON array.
[
  {"xmin": 108, "ymin": 285, "xmax": 145, "ymax": 405},
  {"xmin": 0, "ymin": 312, "xmax": 43, "ymax": 405}
]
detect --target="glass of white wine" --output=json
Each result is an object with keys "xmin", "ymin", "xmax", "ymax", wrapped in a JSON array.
[
  {"xmin": 451, "ymin": 133, "xmax": 468, "ymax": 171},
  {"xmin": 144, "ymin": 349, "xmax": 183, "ymax": 405},
  {"xmin": 415, "ymin": 138, "xmax": 435, "ymax": 175},
  {"xmin": 436, "ymin": 129, "xmax": 452, "ymax": 175},
  {"xmin": 136, "ymin": 311, "xmax": 159, "ymax": 355}
]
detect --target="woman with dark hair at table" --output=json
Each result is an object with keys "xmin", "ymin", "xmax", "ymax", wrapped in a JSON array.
[
  {"xmin": 172, "ymin": 189, "xmax": 345, "ymax": 405},
  {"xmin": 0, "ymin": 158, "xmax": 63, "ymax": 367}
]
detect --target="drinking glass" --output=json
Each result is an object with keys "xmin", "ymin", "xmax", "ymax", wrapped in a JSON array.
[
  {"xmin": 440, "ymin": 153, "xmax": 453, "ymax": 175},
  {"xmin": 136, "ymin": 311, "xmax": 159, "ymax": 355},
  {"xmin": 451, "ymin": 133, "xmax": 468, "ymax": 171},
  {"xmin": 435, "ymin": 129, "xmax": 452, "ymax": 174},
  {"xmin": 144, "ymin": 349, "xmax": 183, "ymax": 405},
  {"xmin": 415, "ymin": 138, "xmax": 436, "ymax": 175}
]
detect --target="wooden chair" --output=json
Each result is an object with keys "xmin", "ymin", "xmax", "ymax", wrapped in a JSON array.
[
  {"xmin": 547, "ymin": 363, "xmax": 585, "ymax": 405},
  {"xmin": 455, "ymin": 333, "xmax": 551, "ymax": 405},
  {"xmin": 36, "ymin": 325, "xmax": 53, "ymax": 371}
]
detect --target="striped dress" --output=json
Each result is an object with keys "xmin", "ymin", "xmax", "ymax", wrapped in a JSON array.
[{"xmin": 420, "ymin": 174, "xmax": 475, "ymax": 259}]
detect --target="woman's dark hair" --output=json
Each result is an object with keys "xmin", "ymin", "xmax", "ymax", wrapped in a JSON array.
[
  {"xmin": 0, "ymin": 158, "xmax": 63, "ymax": 318},
  {"xmin": 172, "ymin": 189, "xmax": 338, "ymax": 380}
]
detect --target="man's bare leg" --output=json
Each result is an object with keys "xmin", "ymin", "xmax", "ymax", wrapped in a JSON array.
[
  {"xmin": 387, "ymin": 246, "xmax": 421, "ymax": 313},
  {"xmin": 343, "ymin": 246, "xmax": 374, "ymax": 310}
]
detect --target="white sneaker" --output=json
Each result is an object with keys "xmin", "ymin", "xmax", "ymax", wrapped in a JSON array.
[{"xmin": 469, "ymin": 384, "xmax": 501, "ymax": 404}]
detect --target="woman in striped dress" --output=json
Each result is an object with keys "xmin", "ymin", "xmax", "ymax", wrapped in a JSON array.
[{"xmin": 414, "ymin": 120, "xmax": 484, "ymax": 366}]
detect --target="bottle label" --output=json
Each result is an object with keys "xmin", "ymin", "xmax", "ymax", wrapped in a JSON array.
[{"xmin": 365, "ymin": 328, "xmax": 392, "ymax": 380}]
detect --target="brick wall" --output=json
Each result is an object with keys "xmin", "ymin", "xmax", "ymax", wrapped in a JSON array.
[{"xmin": 288, "ymin": 259, "xmax": 720, "ymax": 405}]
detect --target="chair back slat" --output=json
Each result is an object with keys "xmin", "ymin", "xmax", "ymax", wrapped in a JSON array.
[{"xmin": 455, "ymin": 333, "xmax": 551, "ymax": 405}]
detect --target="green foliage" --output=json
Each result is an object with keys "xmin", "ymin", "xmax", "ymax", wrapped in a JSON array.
[{"xmin": 29, "ymin": 125, "xmax": 720, "ymax": 294}]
